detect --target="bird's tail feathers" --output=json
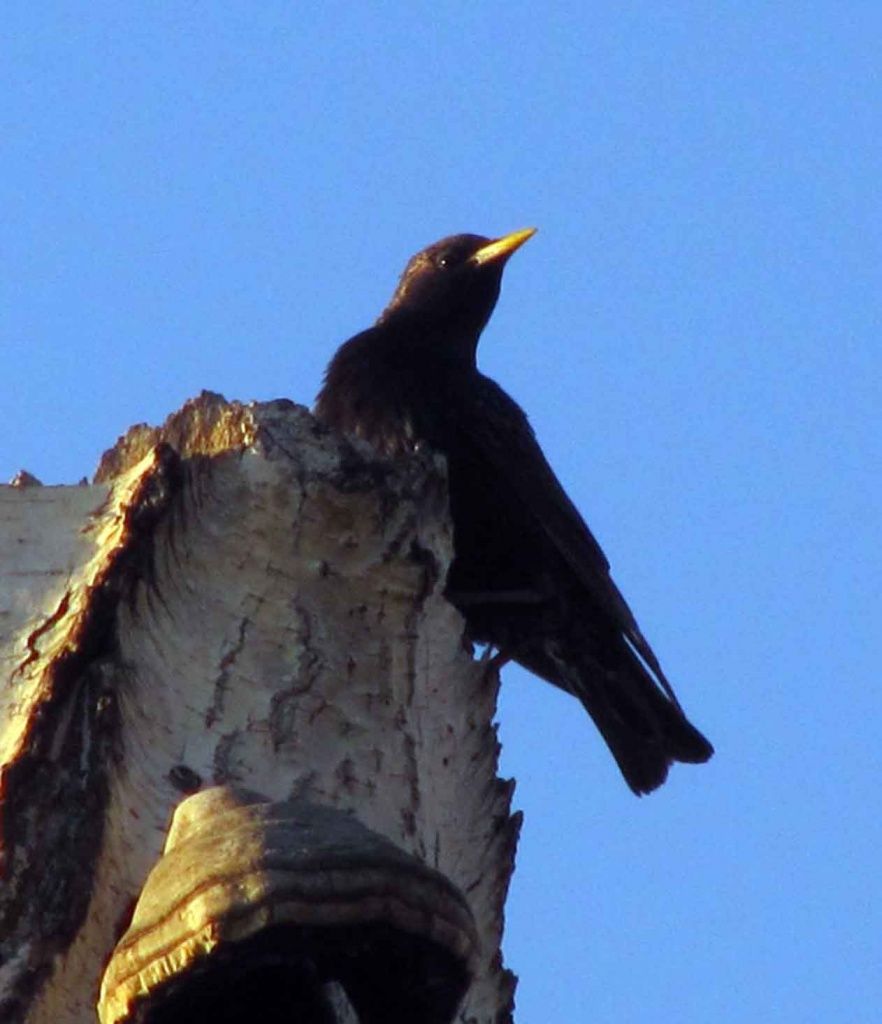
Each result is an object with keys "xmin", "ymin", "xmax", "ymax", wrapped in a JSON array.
[{"xmin": 517, "ymin": 638, "xmax": 713, "ymax": 795}]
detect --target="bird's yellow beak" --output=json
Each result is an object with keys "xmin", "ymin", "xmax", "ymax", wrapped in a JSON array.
[{"xmin": 471, "ymin": 227, "xmax": 537, "ymax": 266}]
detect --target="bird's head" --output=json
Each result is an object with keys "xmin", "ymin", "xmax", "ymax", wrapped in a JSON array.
[{"xmin": 377, "ymin": 228, "xmax": 537, "ymax": 352}]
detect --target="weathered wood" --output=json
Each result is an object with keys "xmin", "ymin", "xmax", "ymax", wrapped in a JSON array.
[{"xmin": 0, "ymin": 393, "xmax": 519, "ymax": 1023}]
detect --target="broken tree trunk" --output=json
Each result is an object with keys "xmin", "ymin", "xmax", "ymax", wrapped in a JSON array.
[{"xmin": 0, "ymin": 393, "xmax": 520, "ymax": 1024}]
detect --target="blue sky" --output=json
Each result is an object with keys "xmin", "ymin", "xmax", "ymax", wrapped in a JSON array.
[{"xmin": 4, "ymin": 4, "xmax": 881, "ymax": 1020}]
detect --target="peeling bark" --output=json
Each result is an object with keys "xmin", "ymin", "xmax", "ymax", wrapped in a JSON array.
[{"xmin": 0, "ymin": 394, "xmax": 520, "ymax": 1024}]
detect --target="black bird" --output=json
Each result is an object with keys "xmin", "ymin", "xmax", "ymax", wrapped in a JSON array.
[{"xmin": 315, "ymin": 229, "xmax": 713, "ymax": 794}]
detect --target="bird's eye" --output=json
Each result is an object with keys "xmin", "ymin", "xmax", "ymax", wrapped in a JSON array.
[{"xmin": 436, "ymin": 253, "xmax": 453, "ymax": 269}]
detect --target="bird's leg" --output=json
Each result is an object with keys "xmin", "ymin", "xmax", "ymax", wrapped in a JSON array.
[
  {"xmin": 485, "ymin": 647, "xmax": 512, "ymax": 672},
  {"xmin": 446, "ymin": 587, "xmax": 547, "ymax": 607},
  {"xmin": 471, "ymin": 643, "xmax": 512, "ymax": 684},
  {"xmin": 448, "ymin": 588, "xmax": 550, "ymax": 681}
]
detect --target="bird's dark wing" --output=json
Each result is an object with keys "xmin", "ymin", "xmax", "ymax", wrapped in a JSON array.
[{"xmin": 456, "ymin": 373, "xmax": 676, "ymax": 697}]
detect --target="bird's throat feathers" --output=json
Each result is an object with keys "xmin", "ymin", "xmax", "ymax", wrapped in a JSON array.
[
  {"xmin": 315, "ymin": 325, "xmax": 454, "ymax": 454},
  {"xmin": 377, "ymin": 253, "xmax": 504, "ymax": 357}
]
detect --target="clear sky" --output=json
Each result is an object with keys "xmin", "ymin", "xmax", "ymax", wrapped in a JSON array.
[{"xmin": 4, "ymin": 4, "xmax": 880, "ymax": 1021}]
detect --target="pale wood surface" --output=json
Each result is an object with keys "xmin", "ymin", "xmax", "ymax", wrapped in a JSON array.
[{"xmin": 0, "ymin": 395, "xmax": 518, "ymax": 1024}]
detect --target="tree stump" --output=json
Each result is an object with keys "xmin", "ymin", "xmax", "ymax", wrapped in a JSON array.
[{"xmin": 0, "ymin": 393, "xmax": 519, "ymax": 1024}]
